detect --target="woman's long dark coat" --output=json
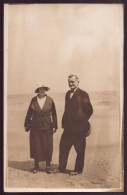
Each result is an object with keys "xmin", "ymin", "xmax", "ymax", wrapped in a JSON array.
[{"xmin": 24, "ymin": 95, "xmax": 57, "ymax": 161}]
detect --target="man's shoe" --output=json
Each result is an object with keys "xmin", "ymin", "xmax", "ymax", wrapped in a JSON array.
[
  {"xmin": 53, "ymin": 168, "xmax": 65, "ymax": 174},
  {"xmin": 70, "ymin": 171, "xmax": 82, "ymax": 176},
  {"xmin": 46, "ymin": 166, "xmax": 52, "ymax": 174}
]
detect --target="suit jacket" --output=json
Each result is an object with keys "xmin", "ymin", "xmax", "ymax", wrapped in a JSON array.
[
  {"xmin": 62, "ymin": 88, "xmax": 93, "ymax": 135},
  {"xmin": 24, "ymin": 95, "xmax": 58, "ymax": 131}
]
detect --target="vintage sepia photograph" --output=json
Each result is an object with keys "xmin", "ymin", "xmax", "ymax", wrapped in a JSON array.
[{"xmin": 4, "ymin": 3, "xmax": 124, "ymax": 192}]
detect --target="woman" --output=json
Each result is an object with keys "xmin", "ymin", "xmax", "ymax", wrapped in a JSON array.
[{"xmin": 24, "ymin": 85, "xmax": 57, "ymax": 174}]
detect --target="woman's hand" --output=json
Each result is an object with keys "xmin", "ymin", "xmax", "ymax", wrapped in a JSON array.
[
  {"xmin": 25, "ymin": 123, "xmax": 31, "ymax": 132},
  {"xmin": 25, "ymin": 127, "xmax": 30, "ymax": 132},
  {"xmin": 53, "ymin": 128, "xmax": 57, "ymax": 133}
]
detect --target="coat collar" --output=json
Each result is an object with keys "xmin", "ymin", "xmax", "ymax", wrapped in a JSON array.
[
  {"xmin": 68, "ymin": 87, "xmax": 80, "ymax": 101},
  {"xmin": 31, "ymin": 95, "xmax": 49, "ymax": 114}
]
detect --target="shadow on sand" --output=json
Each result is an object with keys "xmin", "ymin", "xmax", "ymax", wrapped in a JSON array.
[{"xmin": 8, "ymin": 160, "xmax": 71, "ymax": 174}]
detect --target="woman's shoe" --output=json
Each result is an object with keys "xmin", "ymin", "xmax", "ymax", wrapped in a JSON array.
[
  {"xmin": 46, "ymin": 166, "xmax": 52, "ymax": 174},
  {"xmin": 32, "ymin": 168, "xmax": 39, "ymax": 173}
]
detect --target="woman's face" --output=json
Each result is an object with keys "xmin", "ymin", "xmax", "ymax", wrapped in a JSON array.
[{"xmin": 38, "ymin": 88, "xmax": 46, "ymax": 95}]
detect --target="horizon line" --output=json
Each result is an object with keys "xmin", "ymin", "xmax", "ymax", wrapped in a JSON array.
[{"xmin": 7, "ymin": 89, "xmax": 120, "ymax": 95}]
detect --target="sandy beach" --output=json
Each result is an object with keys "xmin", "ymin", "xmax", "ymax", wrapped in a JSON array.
[{"xmin": 5, "ymin": 91, "xmax": 123, "ymax": 191}]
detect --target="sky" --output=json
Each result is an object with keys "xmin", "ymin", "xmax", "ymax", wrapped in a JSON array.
[{"xmin": 5, "ymin": 4, "xmax": 123, "ymax": 94}]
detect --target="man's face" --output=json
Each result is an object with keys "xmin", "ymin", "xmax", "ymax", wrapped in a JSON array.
[{"xmin": 68, "ymin": 76, "xmax": 79, "ymax": 90}]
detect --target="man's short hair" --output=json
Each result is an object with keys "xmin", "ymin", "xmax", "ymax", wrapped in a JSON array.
[{"xmin": 68, "ymin": 74, "xmax": 79, "ymax": 83}]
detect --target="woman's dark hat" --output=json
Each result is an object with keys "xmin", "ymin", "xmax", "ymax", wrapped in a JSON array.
[{"xmin": 35, "ymin": 85, "xmax": 50, "ymax": 93}]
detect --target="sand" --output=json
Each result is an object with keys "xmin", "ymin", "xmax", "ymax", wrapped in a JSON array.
[{"xmin": 5, "ymin": 91, "xmax": 123, "ymax": 191}]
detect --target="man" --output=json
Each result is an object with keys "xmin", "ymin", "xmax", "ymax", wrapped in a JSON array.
[{"xmin": 54, "ymin": 74, "xmax": 93, "ymax": 175}]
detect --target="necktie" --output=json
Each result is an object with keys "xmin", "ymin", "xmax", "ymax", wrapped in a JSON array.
[{"xmin": 70, "ymin": 91, "xmax": 74, "ymax": 99}]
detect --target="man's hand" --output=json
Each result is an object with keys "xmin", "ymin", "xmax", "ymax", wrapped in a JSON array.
[{"xmin": 53, "ymin": 128, "xmax": 57, "ymax": 133}]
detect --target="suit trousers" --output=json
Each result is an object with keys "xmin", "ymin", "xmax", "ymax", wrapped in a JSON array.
[{"xmin": 59, "ymin": 130, "xmax": 86, "ymax": 173}]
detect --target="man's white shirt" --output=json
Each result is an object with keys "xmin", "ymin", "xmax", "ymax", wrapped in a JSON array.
[{"xmin": 70, "ymin": 88, "xmax": 78, "ymax": 99}]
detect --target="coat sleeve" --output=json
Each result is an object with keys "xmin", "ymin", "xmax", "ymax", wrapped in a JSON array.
[
  {"xmin": 24, "ymin": 98, "xmax": 34, "ymax": 127},
  {"xmin": 82, "ymin": 93, "xmax": 93, "ymax": 120},
  {"xmin": 62, "ymin": 92, "xmax": 68, "ymax": 128},
  {"xmin": 52, "ymin": 101, "xmax": 58, "ymax": 129}
]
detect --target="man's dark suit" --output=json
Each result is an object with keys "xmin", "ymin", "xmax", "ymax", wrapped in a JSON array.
[{"xmin": 59, "ymin": 88, "xmax": 93, "ymax": 173}]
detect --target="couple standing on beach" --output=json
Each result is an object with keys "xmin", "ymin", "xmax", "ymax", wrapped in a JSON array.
[{"xmin": 24, "ymin": 74, "xmax": 93, "ymax": 175}]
